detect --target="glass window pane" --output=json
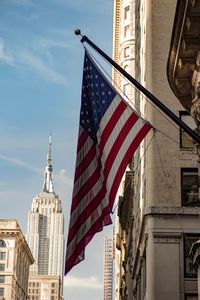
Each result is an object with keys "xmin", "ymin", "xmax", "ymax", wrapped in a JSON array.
[
  {"xmin": 124, "ymin": 47, "xmax": 130, "ymax": 58},
  {"xmin": 181, "ymin": 168, "xmax": 199, "ymax": 206},
  {"xmin": 186, "ymin": 295, "xmax": 198, "ymax": 300},
  {"xmin": 184, "ymin": 236, "xmax": 199, "ymax": 278},
  {"xmin": 0, "ymin": 252, "xmax": 6, "ymax": 260},
  {"xmin": 0, "ymin": 264, "xmax": 5, "ymax": 271},
  {"xmin": 0, "ymin": 240, "xmax": 6, "ymax": 248},
  {"xmin": 124, "ymin": 6, "xmax": 130, "ymax": 19},
  {"xmin": 180, "ymin": 112, "xmax": 196, "ymax": 148},
  {"xmin": 124, "ymin": 25, "xmax": 130, "ymax": 37},
  {"xmin": 0, "ymin": 288, "xmax": 4, "ymax": 296}
]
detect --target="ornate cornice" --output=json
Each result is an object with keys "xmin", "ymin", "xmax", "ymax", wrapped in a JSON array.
[{"xmin": 167, "ymin": 0, "xmax": 200, "ymax": 112}]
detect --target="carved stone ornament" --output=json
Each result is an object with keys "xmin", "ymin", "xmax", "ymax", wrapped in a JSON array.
[{"xmin": 191, "ymin": 81, "xmax": 200, "ymax": 130}]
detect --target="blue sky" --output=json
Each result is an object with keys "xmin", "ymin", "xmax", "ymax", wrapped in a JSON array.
[{"xmin": 0, "ymin": 1, "xmax": 113, "ymax": 299}]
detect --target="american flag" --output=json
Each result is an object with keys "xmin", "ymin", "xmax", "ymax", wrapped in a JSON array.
[{"xmin": 65, "ymin": 51, "xmax": 151, "ymax": 274}]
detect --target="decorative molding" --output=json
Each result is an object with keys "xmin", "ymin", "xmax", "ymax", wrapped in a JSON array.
[
  {"xmin": 145, "ymin": 206, "xmax": 200, "ymax": 216},
  {"xmin": 153, "ymin": 232, "xmax": 182, "ymax": 244},
  {"xmin": 167, "ymin": 0, "xmax": 200, "ymax": 112}
]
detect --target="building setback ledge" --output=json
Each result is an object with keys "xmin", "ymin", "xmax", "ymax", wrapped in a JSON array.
[{"xmin": 144, "ymin": 206, "xmax": 200, "ymax": 215}]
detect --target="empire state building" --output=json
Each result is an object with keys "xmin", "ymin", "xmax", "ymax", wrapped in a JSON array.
[{"xmin": 26, "ymin": 136, "xmax": 64, "ymax": 289}]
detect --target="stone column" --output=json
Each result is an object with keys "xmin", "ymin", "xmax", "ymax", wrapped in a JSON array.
[{"xmin": 190, "ymin": 240, "xmax": 200, "ymax": 300}]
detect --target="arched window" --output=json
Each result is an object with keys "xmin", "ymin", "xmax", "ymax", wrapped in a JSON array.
[
  {"xmin": 124, "ymin": 6, "xmax": 130, "ymax": 20},
  {"xmin": 124, "ymin": 47, "xmax": 130, "ymax": 58},
  {"xmin": 124, "ymin": 65, "xmax": 129, "ymax": 72},
  {"xmin": 0, "ymin": 240, "xmax": 6, "ymax": 248}
]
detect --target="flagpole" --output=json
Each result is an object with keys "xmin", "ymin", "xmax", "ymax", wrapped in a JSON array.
[{"xmin": 74, "ymin": 29, "xmax": 200, "ymax": 145}]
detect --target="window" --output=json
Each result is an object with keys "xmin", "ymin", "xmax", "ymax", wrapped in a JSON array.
[
  {"xmin": 124, "ymin": 47, "xmax": 130, "ymax": 58},
  {"xmin": 0, "ymin": 264, "xmax": 5, "ymax": 271},
  {"xmin": 0, "ymin": 275, "xmax": 5, "ymax": 283},
  {"xmin": 0, "ymin": 240, "xmax": 6, "ymax": 248},
  {"xmin": 123, "ymin": 83, "xmax": 129, "ymax": 95},
  {"xmin": 0, "ymin": 288, "xmax": 4, "ymax": 296},
  {"xmin": 181, "ymin": 168, "xmax": 199, "ymax": 206},
  {"xmin": 184, "ymin": 235, "xmax": 200, "ymax": 278},
  {"xmin": 180, "ymin": 111, "xmax": 196, "ymax": 148},
  {"xmin": 0, "ymin": 252, "xmax": 6, "ymax": 260},
  {"xmin": 124, "ymin": 25, "xmax": 130, "ymax": 37},
  {"xmin": 124, "ymin": 6, "xmax": 130, "ymax": 19},
  {"xmin": 185, "ymin": 295, "xmax": 198, "ymax": 300},
  {"xmin": 124, "ymin": 65, "xmax": 129, "ymax": 72}
]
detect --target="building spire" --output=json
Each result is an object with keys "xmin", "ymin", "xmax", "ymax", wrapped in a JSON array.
[{"xmin": 42, "ymin": 132, "xmax": 54, "ymax": 193}]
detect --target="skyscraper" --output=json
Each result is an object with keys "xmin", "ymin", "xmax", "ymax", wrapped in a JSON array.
[
  {"xmin": 26, "ymin": 136, "xmax": 64, "ymax": 296},
  {"xmin": 103, "ymin": 236, "xmax": 113, "ymax": 300}
]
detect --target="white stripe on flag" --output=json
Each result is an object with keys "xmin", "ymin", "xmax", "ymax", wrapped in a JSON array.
[
  {"xmin": 67, "ymin": 195, "xmax": 108, "ymax": 259},
  {"xmin": 76, "ymin": 136, "xmax": 94, "ymax": 166},
  {"xmin": 99, "ymin": 106, "xmax": 132, "ymax": 163},
  {"xmin": 106, "ymin": 117, "xmax": 145, "ymax": 195},
  {"xmin": 69, "ymin": 174, "xmax": 104, "ymax": 228}
]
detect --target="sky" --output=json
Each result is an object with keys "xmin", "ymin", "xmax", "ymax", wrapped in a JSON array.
[{"xmin": 0, "ymin": 1, "xmax": 113, "ymax": 299}]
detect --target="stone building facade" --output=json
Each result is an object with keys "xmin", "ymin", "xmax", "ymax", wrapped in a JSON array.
[
  {"xmin": 113, "ymin": 0, "xmax": 200, "ymax": 299},
  {"xmin": 0, "ymin": 220, "xmax": 34, "ymax": 300},
  {"xmin": 28, "ymin": 275, "xmax": 62, "ymax": 300}
]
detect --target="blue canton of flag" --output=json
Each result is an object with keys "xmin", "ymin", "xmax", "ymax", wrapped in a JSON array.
[{"xmin": 80, "ymin": 56, "xmax": 116, "ymax": 142}]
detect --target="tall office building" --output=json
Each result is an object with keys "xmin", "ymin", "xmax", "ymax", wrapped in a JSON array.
[
  {"xmin": 113, "ymin": 0, "xmax": 200, "ymax": 299},
  {"xmin": 26, "ymin": 136, "xmax": 64, "ymax": 297},
  {"xmin": 103, "ymin": 236, "xmax": 113, "ymax": 300}
]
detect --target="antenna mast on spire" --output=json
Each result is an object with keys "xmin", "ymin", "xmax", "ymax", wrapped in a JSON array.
[{"xmin": 43, "ymin": 132, "xmax": 54, "ymax": 193}]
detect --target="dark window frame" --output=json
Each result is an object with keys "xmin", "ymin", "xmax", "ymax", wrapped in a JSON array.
[
  {"xmin": 185, "ymin": 293, "xmax": 198, "ymax": 300},
  {"xmin": 0, "ymin": 240, "xmax": 6, "ymax": 248},
  {"xmin": 0, "ymin": 287, "xmax": 4, "ymax": 296},
  {"xmin": 179, "ymin": 111, "xmax": 195, "ymax": 149},
  {"xmin": 184, "ymin": 234, "xmax": 200, "ymax": 279},
  {"xmin": 181, "ymin": 168, "xmax": 199, "ymax": 207},
  {"xmin": 0, "ymin": 263, "xmax": 5, "ymax": 271},
  {"xmin": 0, "ymin": 252, "xmax": 6, "ymax": 260},
  {"xmin": 124, "ymin": 5, "xmax": 130, "ymax": 20}
]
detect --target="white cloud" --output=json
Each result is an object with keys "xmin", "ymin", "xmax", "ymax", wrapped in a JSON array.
[
  {"xmin": 0, "ymin": 154, "xmax": 42, "ymax": 174},
  {"xmin": 0, "ymin": 35, "xmax": 69, "ymax": 85},
  {"xmin": 0, "ymin": 38, "xmax": 14, "ymax": 65},
  {"xmin": 64, "ymin": 275, "xmax": 102, "ymax": 290},
  {"xmin": 35, "ymin": 38, "xmax": 73, "ymax": 51},
  {"xmin": 18, "ymin": 50, "xmax": 68, "ymax": 86},
  {"xmin": 55, "ymin": 169, "xmax": 72, "ymax": 185}
]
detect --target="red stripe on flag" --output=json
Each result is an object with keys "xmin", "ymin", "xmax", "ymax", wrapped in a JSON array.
[
  {"xmin": 74, "ymin": 144, "xmax": 96, "ymax": 182},
  {"xmin": 77, "ymin": 130, "xmax": 88, "ymax": 152},
  {"xmin": 103, "ymin": 112, "xmax": 139, "ymax": 178},
  {"xmin": 71, "ymin": 160, "xmax": 102, "ymax": 212},
  {"xmin": 109, "ymin": 123, "xmax": 151, "ymax": 209},
  {"xmin": 69, "ymin": 112, "xmax": 141, "ymax": 240},
  {"xmin": 65, "ymin": 207, "xmax": 112, "ymax": 274},
  {"xmin": 99, "ymin": 101, "xmax": 127, "ymax": 155},
  {"xmin": 67, "ymin": 183, "xmax": 107, "ymax": 244}
]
